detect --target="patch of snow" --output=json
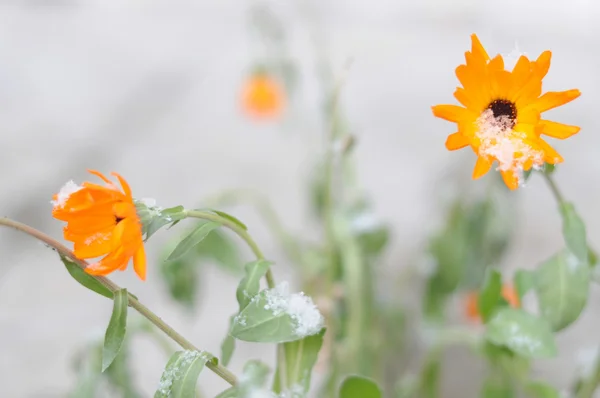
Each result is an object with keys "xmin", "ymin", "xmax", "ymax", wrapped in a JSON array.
[
  {"xmin": 51, "ymin": 180, "xmax": 82, "ymax": 208},
  {"xmin": 264, "ymin": 282, "xmax": 324, "ymax": 337}
]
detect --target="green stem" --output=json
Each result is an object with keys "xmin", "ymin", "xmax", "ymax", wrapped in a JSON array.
[
  {"xmin": 576, "ymin": 354, "xmax": 600, "ymax": 398},
  {"xmin": 0, "ymin": 217, "xmax": 238, "ymax": 386},
  {"xmin": 184, "ymin": 209, "xmax": 284, "ymax": 384},
  {"xmin": 201, "ymin": 190, "xmax": 304, "ymax": 265},
  {"xmin": 542, "ymin": 172, "xmax": 566, "ymax": 206},
  {"xmin": 185, "ymin": 209, "xmax": 275, "ymax": 288}
]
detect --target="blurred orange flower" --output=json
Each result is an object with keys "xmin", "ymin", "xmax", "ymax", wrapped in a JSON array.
[
  {"xmin": 241, "ymin": 73, "xmax": 285, "ymax": 120},
  {"xmin": 465, "ymin": 284, "xmax": 520, "ymax": 322},
  {"xmin": 432, "ymin": 34, "xmax": 581, "ymax": 189},
  {"xmin": 52, "ymin": 170, "xmax": 146, "ymax": 281}
]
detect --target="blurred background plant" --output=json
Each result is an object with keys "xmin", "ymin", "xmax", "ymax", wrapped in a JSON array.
[{"xmin": 2, "ymin": 1, "xmax": 599, "ymax": 398}]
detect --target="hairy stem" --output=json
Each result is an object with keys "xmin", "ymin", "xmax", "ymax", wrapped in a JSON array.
[{"xmin": 0, "ymin": 217, "xmax": 238, "ymax": 386}]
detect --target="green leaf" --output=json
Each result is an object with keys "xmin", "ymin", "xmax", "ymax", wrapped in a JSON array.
[
  {"xmin": 481, "ymin": 378, "xmax": 515, "ymax": 398},
  {"xmin": 154, "ymin": 350, "xmax": 208, "ymax": 398},
  {"xmin": 513, "ymin": 269, "xmax": 535, "ymax": 301},
  {"xmin": 61, "ymin": 254, "xmax": 113, "ymax": 300},
  {"xmin": 273, "ymin": 329, "xmax": 325, "ymax": 394},
  {"xmin": 339, "ymin": 375, "xmax": 382, "ymax": 398},
  {"xmin": 167, "ymin": 221, "xmax": 221, "ymax": 261},
  {"xmin": 560, "ymin": 203, "xmax": 588, "ymax": 263},
  {"xmin": 102, "ymin": 288, "xmax": 128, "ymax": 372},
  {"xmin": 525, "ymin": 381, "xmax": 560, "ymax": 398},
  {"xmin": 135, "ymin": 202, "xmax": 187, "ymax": 240},
  {"xmin": 485, "ymin": 308, "xmax": 557, "ymax": 358},
  {"xmin": 236, "ymin": 260, "xmax": 273, "ymax": 311},
  {"xmin": 214, "ymin": 387, "xmax": 237, "ymax": 398},
  {"xmin": 543, "ymin": 163, "xmax": 555, "ymax": 175},
  {"xmin": 210, "ymin": 209, "xmax": 248, "ymax": 231},
  {"xmin": 230, "ymin": 285, "xmax": 324, "ymax": 343},
  {"xmin": 241, "ymin": 360, "xmax": 270, "ymax": 388},
  {"xmin": 357, "ymin": 226, "xmax": 390, "ymax": 258},
  {"xmin": 160, "ymin": 251, "xmax": 199, "ymax": 308},
  {"xmin": 220, "ymin": 316, "xmax": 236, "ymax": 367},
  {"xmin": 535, "ymin": 250, "xmax": 590, "ymax": 331},
  {"xmin": 478, "ymin": 269, "xmax": 503, "ymax": 323},
  {"xmin": 196, "ymin": 229, "xmax": 242, "ymax": 274}
]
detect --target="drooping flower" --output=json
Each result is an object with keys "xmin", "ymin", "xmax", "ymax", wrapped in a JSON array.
[
  {"xmin": 52, "ymin": 170, "xmax": 146, "ymax": 280},
  {"xmin": 465, "ymin": 284, "xmax": 520, "ymax": 322},
  {"xmin": 432, "ymin": 34, "xmax": 581, "ymax": 189},
  {"xmin": 241, "ymin": 72, "xmax": 285, "ymax": 120}
]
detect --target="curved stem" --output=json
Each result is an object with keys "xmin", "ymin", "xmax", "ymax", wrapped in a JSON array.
[
  {"xmin": 0, "ymin": 217, "xmax": 238, "ymax": 386},
  {"xmin": 185, "ymin": 209, "xmax": 275, "ymax": 288},
  {"xmin": 542, "ymin": 172, "xmax": 566, "ymax": 206}
]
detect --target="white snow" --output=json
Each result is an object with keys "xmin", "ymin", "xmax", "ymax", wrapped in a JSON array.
[
  {"xmin": 51, "ymin": 180, "xmax": 82, "ymax": 208},
  {"xmin": 156, "ymin": 350, "xmax": 208, "ymax": 396},
  {"xmin": 475, "ymin": 109, "xmax": 543, "ymax": 186},
  {"xmin": 264, "ymin": 282, "xmax": 324, "ymax": 337}
]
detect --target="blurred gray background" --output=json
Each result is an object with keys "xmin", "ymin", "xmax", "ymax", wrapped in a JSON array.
[{"xmin": 1, "ymin": 0, "xmax": 599, "ymax": 396}]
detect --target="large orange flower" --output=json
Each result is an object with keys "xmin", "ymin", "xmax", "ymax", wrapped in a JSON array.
[
  {"xmin": 241, "ymin": 73, "xmax": 285, "ymax": 120},
  {"xmin": 432, "ymin": 34, "xmax": 581, "ymax": 189},
  {"xmin": 52, "ymin": 170, "xmax": 146, "ymax": 280}
]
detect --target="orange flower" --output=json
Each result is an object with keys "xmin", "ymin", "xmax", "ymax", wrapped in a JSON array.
[
  {"xmin": 52, "ymin": 170, "xmax": 146, "ymax": 280},
  {"xmin": 465, "ymin": 284, "xmax": 520, "ymax": 322},
  {"xmin": 241, "ymin": 73, "xmax": 285, "ymax": 120},
  {"xmin": 432, "ymin": 34, "xmax": 581, "ymax": 189}
]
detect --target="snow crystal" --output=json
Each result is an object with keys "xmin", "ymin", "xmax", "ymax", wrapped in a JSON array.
[
  {"xmin": 156, "ymin": 350, "xmax": 207, "ymax": 396},
  {"xmin": 140, "ymin": 197, "xmax": 157, "ymax": 207},
  {"xmin": 506, "ymin": 323, "xmax": 541, "ymax": 353},
  {"xmin": 264, "ymin": 282, "xmax": 324, "ymax": 337},
  {"xmin": 475, "ymin": 109, "xmax": 543, "ymax": 187},
  {"xmin": 51, "ymin": 180, "xmax": 82, "ymax": 208},
  {"xmin": 234, "ymin": 314, "xmax": 247, "ymax": 327},
  {"xmin": 84, "ymin": 232, "xmax": 111, "ymax": 246}
]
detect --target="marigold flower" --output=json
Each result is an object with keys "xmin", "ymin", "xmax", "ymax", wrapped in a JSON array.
[
  {"xmin": 241, "ymin": 73, "xmax": 285, "ymax": 120},
  {"xmin": 465, "ymin": 284, "xmax": 520, "ymax": 322},
  {"xmin": 52, "ymin": 170, "xmax": 146, "ymax": 280},
  {"xmin": 432, "ymin": 34, "xmax": 581, "ymax": 189}
]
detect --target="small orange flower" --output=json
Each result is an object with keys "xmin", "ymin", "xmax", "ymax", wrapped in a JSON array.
[
  {"xmin": 52, "ymin": 170, "xmax": 146, "ymax": 280},
  {"xmin": 241, "ymin": 73, "xmax": 285, "ymax": 120},
  {"xmin": 432, "ymin": 34, "xmax": 581, "ymax": 189},
  {"xmin": 465, "ymin": 284, "xmax": 520, "ymax": 322}
]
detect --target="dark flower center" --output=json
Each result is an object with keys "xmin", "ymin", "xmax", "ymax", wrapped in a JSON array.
[
  {"xmin": 487, "ymin": 99, "xmax": 517, "ymax": 128},
  {"xmin": 116, "ymin": 216, "xmax": 124, "ymax": 224}
]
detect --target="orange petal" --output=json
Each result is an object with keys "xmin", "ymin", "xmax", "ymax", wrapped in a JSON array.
[
  {"xmin": 536, "ymin": 138, "xmax": 564, "ymax": 164},
  {"xmin": 445, "ymin": 132, "xmax": 470, "ymax": 150},
  {"xmin": 511, "ymin": 55, "xmax": 531, "ymax": 86},
  {"xmin": 454, "ymin": 87, "xmax": 475, "ymax": 109},
  {"xmin": 539, "ymin": 120, "xmax": 581, "ymax": 139},
  {"xmin": 133, "ymin": 245, "xmax": 147, "ymax": 281},
  {"xmin": 472, "ymin": 156, "xmax": 493, "ymax": 179},
  {"xmin": 470, "ymin": 34, "xmax": 490, "ymax": 62},
  {"xmin": 432, "ymin": 105, "xmax": 474, "ymax": 123},
  {"xmin": 73, "ymin": 235, "xmax": 112, "ymax": 259},
  {"xmin": 501, "ymin": 170, "xmax": 519, "ymax": 190},
  {"xmin": 87, "ymin": 169, "xmax": 112, "ymax": 185},
  {"xmin": 488, "ymin": 55, "xmax": 505, "ymax": 72},
  {"xmin": 531, "ymin": 89, "xmax": 581, "ymax": 113},
  {"xmin": 112, "ymin": 172, "xmax": 133, "ymax": 199},
  {"xmin": 533, "ymin": 51, "xmax": 552, "ymax": 79}
]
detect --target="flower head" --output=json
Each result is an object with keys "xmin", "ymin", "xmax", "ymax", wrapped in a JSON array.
[
  {"xmin": 241, "ymin": 72, "xmax": 285, "ymax": 120},
  {"xmin": 52, "ymin": 170, "xmax": 146, "ymax": 280},
  {"xmin": 432, "ymin": 34, "xmax": 581, "ymax": 189},
  {"xmin": 465, "ymin": 283, "xmax": 520, "ymax": 322}
]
